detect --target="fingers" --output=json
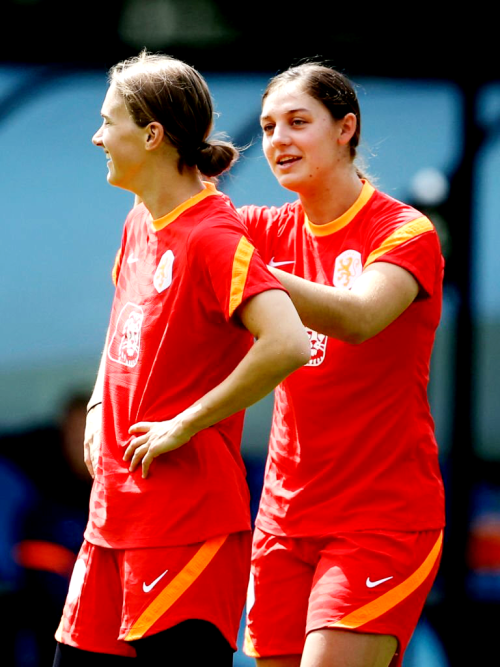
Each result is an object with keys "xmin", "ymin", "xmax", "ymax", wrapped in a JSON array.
[
  {"xmin": 124, "ymin": 437, "xmax": 155, "ymax": 478},
  {"xmin": 124, "ymin": 420, "xmax": 189, "ymax": 478},
  {"xmin": 141, "ymin": 450, "xmax": 155, "ymax": 479},
  {"xmin": 123, "ymin": 432, "xmax": 149, "ymax": 462},
  {"xmin": 129, "ymin": 422, "xmax": 153, "ymax": 434}
]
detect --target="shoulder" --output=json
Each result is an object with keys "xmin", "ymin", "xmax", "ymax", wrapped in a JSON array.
[
  {"xmin": 368, "ymin": 188, "xmax": 433, "ymax": 229},
  {"xmin": 238, "ymin": 200, "xmax": 303, "ymax": 232},
  {"xmin": 192, "ymin": 192, "xmax": 248, "ymax": 235},
  {"xmin": 186, "ymin": 193, "xmax": 253, "ymax": 258}
]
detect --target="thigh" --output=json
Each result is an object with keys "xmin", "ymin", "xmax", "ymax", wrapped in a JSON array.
[
  {"xmin": 306, "ymin": 529, "xmax": 443, "ymax": 667},
  {"xmin": 53, "ymin": 643, "xmax": 134, "ymax": 666},
  {"xmin": 302, "ymin": 628, "xmax": 397, "ymax": 667},
  {"xmin": 55, "ymin": 541, "xmax": 136, "ymax": 658},
  {"xmin": 245, "ymin": 528, "xmax": 316, "ymax": 660},
  {"xmin": 121, "ymin": 531, "xmax": 251, "ymax": 652}
]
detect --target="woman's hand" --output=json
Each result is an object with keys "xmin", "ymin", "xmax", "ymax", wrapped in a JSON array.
[
  {"xmin": 84, "ymin": 403, "xmax": 102, "ymax": 478},
  {"xmin": 124, "ymin": 407, "xmax": 199, "ymax": 478}
]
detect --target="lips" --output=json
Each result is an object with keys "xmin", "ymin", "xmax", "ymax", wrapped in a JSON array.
[{"xmin": 276, "ymin": 155, "xmax": 301, "ymax": 167}]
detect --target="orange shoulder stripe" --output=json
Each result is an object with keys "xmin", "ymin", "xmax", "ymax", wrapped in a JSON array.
[
  {"xmin": 124, "ymin": 534, "xmax": 228, "ymax": 641},
  {"xmin": 229, "ymin": 236, "xmax": 255, "ymax": 317},
  {"xmin": 364, "ymin": 216, "xmax": 434, "ymax": 267},
  {"xmin": 330, "ymin": 530, "xmax": 443, "ymax": 630}
]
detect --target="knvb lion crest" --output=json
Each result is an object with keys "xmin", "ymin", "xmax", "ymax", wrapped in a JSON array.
[
  {"xmin": 306, "ymin": 327, "xmax": 327, "ymax": 367},
  {"xmin": 333, "ymin": 249, "xmax": 362, "ymax": 289},
  {"xmin": 108, "ymin": 303, "xmax": 144, "ymax": 368}
]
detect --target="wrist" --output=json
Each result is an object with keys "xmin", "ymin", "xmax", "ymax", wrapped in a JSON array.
[
  {"xmin": 176, "ymin": 403, "xmax": 203, "ymax": 439},
  {"xmin": 87, "ymin": 401, "xmax": 102, "ymax": 415}
]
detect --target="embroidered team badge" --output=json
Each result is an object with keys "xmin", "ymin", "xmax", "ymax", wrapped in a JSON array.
[
  {"xmin": 333, "ymin": 249, "xmax": 362, "ymax": 289},
  {"xmin": 306, "ymin": 327, "xmax": 327, "ymax": 367},
  {"xmin": 154, "ymin": 250, "xmax": 175, "ymax": 293},
  {"xmin": 108, "ymin": 302, "xmax": 144, "ymax": 367}
]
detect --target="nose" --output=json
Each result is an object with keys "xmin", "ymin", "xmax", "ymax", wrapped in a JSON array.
[
  {"xmin": 92, "ymin": 125, "xmax": 103, "ymax": 147},
  {"xmin": 270, "ymin": 123, "xmax": 291, "ymax": 147}
]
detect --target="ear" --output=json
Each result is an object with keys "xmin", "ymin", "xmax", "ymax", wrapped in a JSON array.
[
  {"xmin": 338, "ymin": 113, "xmax": 357, "ymax": 147},
  {"xmin": 144, "ymin": 122, "xmax": 165, "ymax": 151}
]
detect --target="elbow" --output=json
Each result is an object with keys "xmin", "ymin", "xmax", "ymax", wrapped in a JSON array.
[
  {"xmin": 328, "ymin": 314, "xmax": 378, "ymax": 345},
  {"xmin": 340, "ymin": 329, "xmax": 371, "ymax": 345},
  {"xmin": 338, "ymin": 318, "xmax": 383, "ymax": 345},
  {"xmin": 280, "ymin": 330, "xmax": 311, "ymax": 371}
]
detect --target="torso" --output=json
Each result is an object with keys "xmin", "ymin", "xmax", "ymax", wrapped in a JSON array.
[
  {"xmin": 240, "ymin": 181, "xmax": 446, "ymax": 536},
  {"xmin": 85, "ymin": 186, "xmax": 282, "ymax": 548}
]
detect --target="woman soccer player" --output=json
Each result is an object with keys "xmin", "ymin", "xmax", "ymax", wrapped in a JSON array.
[
  {"xmin": 239, "ymin": 63, "xmax": 446, "ymax": 667},
  {"xmin": 52, "ymin": 52, "xmax": 310, "ymax": 666}
]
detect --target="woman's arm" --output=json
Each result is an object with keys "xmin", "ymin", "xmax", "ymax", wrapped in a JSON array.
[
  {"xmin": 124, "ymin": 289, "xmax": 310, "ymax": 478},
  {"xmin": 84, "ymin": 332, "xmax": 108, "ymax": 478},
  {"xmin": 270, "ymin": 262, "xmax": 419, "ymax": 344}
]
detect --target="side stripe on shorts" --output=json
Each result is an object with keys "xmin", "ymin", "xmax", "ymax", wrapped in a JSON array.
[
  {"xmin": 330, "ymin": 530, "xmax": 443, "ymax": 630},
  {"xmin": 124, "ymin": 534, "xmax": 228, "ymax": 641}
]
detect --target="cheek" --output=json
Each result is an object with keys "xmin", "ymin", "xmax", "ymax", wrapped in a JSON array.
[{"xmin": 262, "ymin": 138, "xmax": 274, "ymax": 164}]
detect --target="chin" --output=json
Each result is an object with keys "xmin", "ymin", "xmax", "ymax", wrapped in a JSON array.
[{"xmin": 276, "ymin": 175, "xmax": 302, "ymax": 194}]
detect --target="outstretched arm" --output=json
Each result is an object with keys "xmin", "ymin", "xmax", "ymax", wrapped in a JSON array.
[
  {"xmin": 269, "ymin": 262, "xmax": 419, "ymax": 344},
  {"xmin": 124, "ymin": 289, "xmax": 310, "ymax": 478}
]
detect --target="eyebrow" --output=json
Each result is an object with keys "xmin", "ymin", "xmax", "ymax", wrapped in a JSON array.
[{"xmin": 260, "ymin": 107, "xmax": 311, "ymax": 121}]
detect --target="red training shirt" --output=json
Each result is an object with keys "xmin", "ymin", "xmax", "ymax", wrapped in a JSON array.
[
  {"xmin": 85, "ymin": 184, "xmax": 285, "ymax": 548},
  {"xmin": 240, "ymin": 180, "xmax": 446, "ymax": 536}
]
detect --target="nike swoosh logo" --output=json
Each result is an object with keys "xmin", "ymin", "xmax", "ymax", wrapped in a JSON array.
[
  {"xmin": 143, "ymin": 568, "xmax": 169, "ymax": 593},
  {"xmin": 269, "ymin": 257, "xmax": 295, "ymax": 268},
  {"xmin": 366, "ymin": 576, "xmax": 394, "ymax": 588},
  {"xmin": 127, "ymin": 253, "xmax": 139, "ymax": 264}
]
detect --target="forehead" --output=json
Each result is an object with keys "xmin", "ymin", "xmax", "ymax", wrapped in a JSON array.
[
  {"xmin": 261, "ymin": 82, "xmax": 326, "ymax": 119},
  {"xmin": 101, "ymin": 83, "xmax": 128, "ymax": 117}
]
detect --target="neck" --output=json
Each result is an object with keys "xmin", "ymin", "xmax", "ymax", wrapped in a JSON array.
[
  {"xmin": 299, "ymin": 169, "xmax": 363, "ymax": 225},
  {"xmin": 134, "ymin": 156, "xmax": 205, "ymax": 220}
]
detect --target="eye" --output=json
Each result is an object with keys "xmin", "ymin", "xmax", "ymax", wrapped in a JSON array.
[
  {"xmin": 291, "ymin": 118, "xmax": 306, "ymax": 127},
  {"xmin": 261, "ymin": 123, "xmax": 274, "ymax": 134}
]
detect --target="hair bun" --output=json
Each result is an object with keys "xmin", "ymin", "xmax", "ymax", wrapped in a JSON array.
[{"xmin": 194, "ymin": 140, "xmax": 239, "ymax": 178}]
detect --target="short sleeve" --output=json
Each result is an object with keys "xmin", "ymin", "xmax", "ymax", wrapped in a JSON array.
[
  {"xmin": 238, "ymin": 203, "xmax": 297, "ymax": 263},
  {"xmin": 190, "ymin": 217, "xmax": 287, "ymax": 321},
  {"xmin": 364, "ymin": 216, "xmax": 443, "ymax": 297}
]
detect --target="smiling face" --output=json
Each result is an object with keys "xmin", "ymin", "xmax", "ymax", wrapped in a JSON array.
[
  {"xmin": 261, "ymin": 82, "xmax": 354, "ymax": 196},
  {"xmin": 92, "ymin": 83, "xmax": 147, "ymax": 191}
]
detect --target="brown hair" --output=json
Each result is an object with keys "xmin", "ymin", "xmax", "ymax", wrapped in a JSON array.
[
  {"xmin": 263, "ymin": 62, "xmax": 361, "ymax": 161},
  {"xmin": 109, "ymin": 51, "xmax": 238, "ymax": 177}
]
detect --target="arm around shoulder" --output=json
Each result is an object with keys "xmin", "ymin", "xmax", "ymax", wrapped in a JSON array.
[{"xmin": 270, "ymin": 262, "xmax": 419, "ymax": 344}]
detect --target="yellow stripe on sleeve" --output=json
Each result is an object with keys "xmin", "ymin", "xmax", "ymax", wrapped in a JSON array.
[
  {"xmin": 111, "ymin": 248, "xmax": 122, "ymax": 286},
  {"xmin": 229, "ymin": 236, "xmax": 255, "ymax": 317},
  {"xmin": 364, "ymin": 217, "xmax": 434, "ymax": 267},
  {"xmin": 330, "ymin": 531, "xmax": 443, "ymax": 630},
  {"xmin": 125, "ymin": 534, "xmax": 228, "ymax": 641}
]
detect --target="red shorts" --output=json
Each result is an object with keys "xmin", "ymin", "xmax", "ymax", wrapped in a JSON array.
[
  {"xmin": 245, "ymin": 528, "xmax": 443, "ymax": 666},
  {"xmin": 56, "ymin": 531, "xmax": 251, "ymax": 657}
]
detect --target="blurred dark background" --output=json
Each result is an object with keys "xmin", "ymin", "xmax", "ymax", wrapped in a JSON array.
[{"xmin": 1, "ymin": 1, "xmax": 499, "ymax": 665}]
